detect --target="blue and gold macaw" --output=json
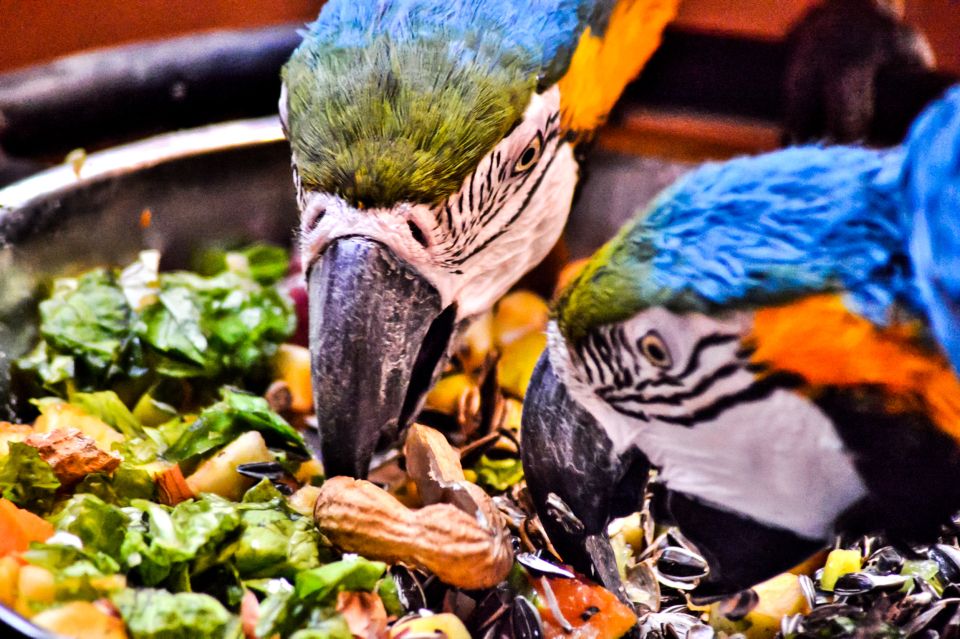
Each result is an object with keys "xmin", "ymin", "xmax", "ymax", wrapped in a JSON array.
[
  {"xmin": 522, "ymin": 86, "xmax": 960, "ymax": 599},
  {"xmin": 280, "ymin": 0, "xmax": 679, "ymax": 478}
]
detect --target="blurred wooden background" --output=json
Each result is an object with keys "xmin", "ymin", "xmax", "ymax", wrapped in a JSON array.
[{"xmin": 1, "ymin": 0, "xmax": 958, "ymax": 74}]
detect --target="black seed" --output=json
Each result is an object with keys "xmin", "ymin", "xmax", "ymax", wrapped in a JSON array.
[{"xmin": 581, "ymin": 606, "xmax": 601, "ymax": 621}]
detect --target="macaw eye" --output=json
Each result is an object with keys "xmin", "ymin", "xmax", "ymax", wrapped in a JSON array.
[
  {"xmin": 513, "ymin": 132, "xmax": 543, "ymax": 174},
  {"xmin": 640, "ymin": 331, "xmax": 672, "ymax": 368}
]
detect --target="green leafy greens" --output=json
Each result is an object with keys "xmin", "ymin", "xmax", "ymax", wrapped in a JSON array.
[{"xmin": 16, "ymin": 250, "xmax": 294, "ymax": 395}]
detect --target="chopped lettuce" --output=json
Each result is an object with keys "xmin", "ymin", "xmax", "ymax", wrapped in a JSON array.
[
  {"xmin": 15, "ymin": 253, "xmax": 295, "ymax": 394},
  {"xmin": 0, "ymin": 442, "xmax": 61, "ymax": 514},
  {"xmin": 255, "ymin": 557, "xmax": 388, "ymax": 639},
  {"xmin": 75, "ymin": 464, "xmax": 155, "ymax": 506},
  {"xmin": 193, "ymin": 243, "xmax": 290, "ymax": 286},
  {"xmin": 234, "ymin": 503, "xmax": 324, "ymax": 579},
  {"xmin": 24, "ymin": 539, "xmax": 121, "ymax": 577},
  {"xmin": 289, "ymin": 616, "xmax": 353, "ymax": 639},
  {"xmin": 472, "ymin": 454, "xmax": 524, "ymax": 492},
  {"xmin": 69, "ymin": 390, "xmax": 146, "ymax": 440},
  {"xmin": 295, "ymin": 557, "xmax": 387, "ymax": 602},
  {"xmin": 139, "ymin": 270, "xmax": 293, "ymax": 379},
  {"xmin": 112, "ymin": 588, "xmax": 239, "ymax": 639},
  {"xmin": 22, "ymin": 539, "xmax": 125, "ymax": 606},
  {"xmin": 34, "ymin": 270, "xmax": 134, "ymax": 388},
  {"xmin": 165, "ymin": 388, "xmax": 307, "ymax": 461},
  {"xmin": 52, "ymin": 494, "xmax": 129, "ymax": 558}
]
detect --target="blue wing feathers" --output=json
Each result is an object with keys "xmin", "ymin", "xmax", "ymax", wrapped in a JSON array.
[{"xmin": 901, "ymin": 85, "xmax": 960, "ymax": 373}]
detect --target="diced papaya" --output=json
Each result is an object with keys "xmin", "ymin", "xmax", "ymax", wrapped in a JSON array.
[
  {"xmin": 497, "ymin": 332, "xmax": 547, "ymax": 399},
  {"xmin": 493, "ymin": 291, "xmax": 549, "ymax": 347},
  {"xmin": 272, "ymin": 344, "xmax": 313, "ymax": 413},
  {"xmin": 0, "ymin": 498, "xmax": 54, "ymax": 557},
  {"xmin": 0, "ymin": 556, "xmax": 20, "ymax": 607},
  {"xmin": 32, "ymin": 601, "xmax": 129, "ymax": 639},
  {"xmin": 424, "ymin": 373, "xmax": 475, "ymax": 415},
  {"xmin": 534, "ymin": 576, "xmax": 637, "ymax": 639},
  {"xmin": 15, "ymin": 564, "xmax": 55, "ymax": 616}
]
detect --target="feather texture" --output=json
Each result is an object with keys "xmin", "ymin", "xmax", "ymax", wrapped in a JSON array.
[
  {"xmin": 558, "ymin": 145, "xmax": 920, "ymax": 344},
  {"xmin": 283, "ymin": 0, "xmax": 672, "ymax": 208},
  {"xmin": 901, "ymin": 85, "xmax": 960, "ymax": 374}
]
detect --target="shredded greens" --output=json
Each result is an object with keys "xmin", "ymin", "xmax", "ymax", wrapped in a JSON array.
[
  {"xmin": 0, "ymin": 245, "xmax": 439, "ymax": 639},
  {"xmin": 16, "ymin": 249, "xmax": 295, "ymax": 396}
]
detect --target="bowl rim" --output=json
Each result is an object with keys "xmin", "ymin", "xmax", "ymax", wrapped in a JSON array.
[{"xmin": 0, "ymin": 116, "xmax": 285, "ymax": 213}]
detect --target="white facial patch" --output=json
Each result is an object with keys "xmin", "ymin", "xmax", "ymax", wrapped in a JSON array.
[
  {"xmin": 298, "ymin": 85, "xmax": 578, "ymax": 320},
  {"xmin": 550, "ymin": 310, "xmax": 869, "ymax": 541}
]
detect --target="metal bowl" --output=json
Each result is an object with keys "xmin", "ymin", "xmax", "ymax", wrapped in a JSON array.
[{"xmin": 0, "ymin": 115, "xmax": 687, "ymax": 638}]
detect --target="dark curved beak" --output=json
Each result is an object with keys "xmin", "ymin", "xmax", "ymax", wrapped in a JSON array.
[
  {"xmin": 307, "ymin": 236, "xmax": 455, "ymax": 478},
  {"xmin": 521, "ymin": 353, "xmax": 650, "ymax": 600}
]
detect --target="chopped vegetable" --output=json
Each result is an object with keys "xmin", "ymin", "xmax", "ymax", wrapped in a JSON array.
[
  {"xmin": 0, "ymin": 442, "xmax": 61, "ymax": 514},
  {"xmin": 111, "ymin": 588, "xmax": 237, "ymax": 639},
  {"xmin": 24, "ymin": 429, "xmax": 121, "ymax": 486},
  {"xmin": 165, "ymin": 388, "xmax": 306, "ymax": 461},
  {"xmin": 388, "ymin": 613, "xmax": 471, "ymax": 639},
  {"xmin": 497, "ymin": 331, "xmax": 547, "ymax": 398},
  {"xmin": 16, "ymin": 253, "xmax": 295, "ymax": 394},
  {"xmin": 533, "ymin": 575, "xmax": 637, "ymax": 639},
  {"xmin": 273, "ymin": 344, "xmax": 314, "ymax": 413},
  {"xmin": 0, "ymin": 498, "xmax": 54, "ymax": 556},
  {"xmin": 32, "ymin": 601, "xmax": 129, "ymax": 639},
  {"xmin": 184, "ymin": 431, "xmax": 274, "ymax": 500},
  {"xmin": 711, "ymin": 573, "xmax": 811, "ymax": 639},
  {"xmin": 51, "ymin": 494, "xmax": 128, "ymax": 558},
  {"xmin": 821, "ymin": 549, "xmax": 862, "ymax": 592},
  {"xmin": 493, "ymin": 290, "xmax": 550, "ymax": 347},
  {"xmin": 472, "ymin": 454, "xmax": 524, "ymax": 492}
]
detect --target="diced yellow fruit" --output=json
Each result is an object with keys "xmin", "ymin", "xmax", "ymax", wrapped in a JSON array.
[
  {"xmin": 458, "ymin": 312, "xmax": 494, "ymax": 372},
  {"xmin": 288, "ymin": 485, "xmax": 323, "ymax": 517},
  {"xmin": 497, "ymin": 332, "xmax": 547, "ymax": 398},
  {"xmin": 500, "ymin": 399, "xmax": 523, "ymax": 434},
  {"xmin": 34, "ymin": 402, "xmax": 125, "ymax": 452},
  {"xmin": 15, "ymin": 565, "xmax": 55, "ymax": 616},
  {"xmin": 294, "ymin": 458, "xmax": 324, "ymax": 485},
  {"xmin": 820, "ymin": 549, "xmax": 862, "ymax": 592},
  {"xmin": 0, "ymin": 422, "xmax": 32, "ymax": 457},
  {"xmin": 493, "ymin": 291, "xmax": 549, "ymax": 347},
  {"xmin": 711, "ymin": 573, "xmax": 810, "ymax": 639},
  {"xmin": 185, "ymin": 431, "xmax": 274, "ymax": 501},
  {"xmin": 273, "ymin": 344, "xmax": 313, "ymax": 413},
  {"xmin": 424, "ymin": 374, "xmax": 476, "ymax": 415},
  {"xmin": 608, "ymin": 512, "xmax": 645, "ymax": 552},
  {"xmin": 32, "ymin": 601, "xmax": 129, "ymax": 639},
  {"xmin": 555, "ymin": 258, "xmax": 590, "ymax": 295},
  {"xmin": 389, "ymin": 613, "xmax": 471, "ymax": 639},
  {"xmin": 0, "ymin": 556, "xmax": 20, "ymax": 607}
]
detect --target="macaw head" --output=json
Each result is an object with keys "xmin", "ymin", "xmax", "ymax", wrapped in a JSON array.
[
  {"xmin": 280, "ymin": 0, "xmax": 677, "ymax": 478},
  {"xmin": 522, "ymin": 144, "xmax": 932, "ymax": 599}
]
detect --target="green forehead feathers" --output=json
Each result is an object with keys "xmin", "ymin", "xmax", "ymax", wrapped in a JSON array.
[{"xmin": 284, "ymin": 37, "xmax": 537, "ymax": 208}]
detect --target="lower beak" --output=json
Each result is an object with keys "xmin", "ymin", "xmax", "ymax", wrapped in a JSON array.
[
  {"xmin": 307, "ymin": 236, "xmax": 455, "ymax": 478},
  {"xmin": 521, "ymin": 353, "xmax": 650, "ymax": 599}
]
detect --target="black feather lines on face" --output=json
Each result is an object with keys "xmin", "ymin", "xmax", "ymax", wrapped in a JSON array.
[
  {"xmin": 575, "ymin": 326, "xmax": 796, "ymax": 426},
  {"xmin": 430, "ymin": 110, "xmax": 562, "ymax": 268}
]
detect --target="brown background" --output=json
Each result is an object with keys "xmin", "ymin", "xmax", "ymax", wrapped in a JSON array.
[{"xmin": 1, "ymin": 0, "xmax": 957, "ymax": 74}]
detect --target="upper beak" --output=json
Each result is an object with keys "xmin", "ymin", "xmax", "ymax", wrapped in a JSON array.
[
  {"xmin": 521, "ymin": 352, "xmax": 650, "ymax": 600},
  {"xmin": 307, "ymin": 236, "xmax": 455, "ymax": 478}
]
